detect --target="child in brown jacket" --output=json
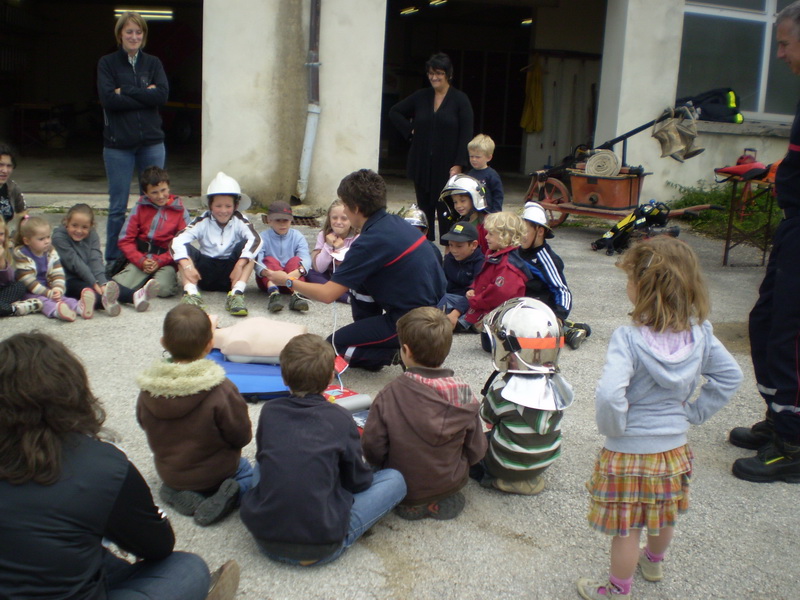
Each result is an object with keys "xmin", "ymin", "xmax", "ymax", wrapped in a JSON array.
[
  {"xmin": 136, "ymin": 303, "xmax": 252, "ymax": 526},
  {"xmin": 361, "ymin": 306, "xmax": 487, "ymax": 520}
]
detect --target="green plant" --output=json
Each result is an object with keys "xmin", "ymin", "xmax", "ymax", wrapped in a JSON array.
[{"xmin": 667, "ymin": 180, "xmax": 780, "ymax": 239}]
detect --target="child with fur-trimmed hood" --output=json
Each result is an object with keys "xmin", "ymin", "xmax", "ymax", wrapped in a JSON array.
[{"xmin": 136, "ymin": 304, "xmax": 253, "ymax": 526}]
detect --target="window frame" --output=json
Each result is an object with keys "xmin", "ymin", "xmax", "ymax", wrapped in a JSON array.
[{"xmin": 684, "ymin": 0, "xmax": 790, "ymax": 122}]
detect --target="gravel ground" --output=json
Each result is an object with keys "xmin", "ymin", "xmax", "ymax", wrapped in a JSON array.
[{"xmin": 4, "ymin": 187, "xmax": 795, "ymax": 600}]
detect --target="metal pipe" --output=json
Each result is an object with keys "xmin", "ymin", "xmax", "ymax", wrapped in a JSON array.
[{"xmin": 293, "ymin": 0, "xmax": 321, "ymax": 204}]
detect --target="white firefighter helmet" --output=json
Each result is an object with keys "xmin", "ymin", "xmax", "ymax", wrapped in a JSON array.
[
  {"xmin": 522, "ymin": 202, "xmax": 554, "ymax": 238},
  {"xmin": 438, "ymin": 174, "xmax": 487, "ymax": 212},
  {"xmin": 206, "ymin": 171, "xmax": 252, "ymax": 211},
  {"xmin": 403, "ymin": 204, "xmax": 428, "ymax": 229},
  {"xmin": 484, "ymin": 297, "xmax": 563, "ymax": 374}
]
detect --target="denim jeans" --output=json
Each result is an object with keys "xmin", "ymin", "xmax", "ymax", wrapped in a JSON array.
[
  {"xmin": 103, "ymin": 143, "xmax": 166, "ymax": 262},
  {"xmin": 234, "ymin": 456, "xmax": 254, "ymax": 496},
  {"xmin": 260, "ymin": 468, "xmax": 406, "ymax": 566},
  {"xmin": 103, "ymin": 550, "xmax": 209, "ymax": 600}
]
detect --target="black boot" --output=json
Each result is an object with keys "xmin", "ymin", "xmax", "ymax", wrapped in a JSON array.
[
  {"xmin": 732, "ymin": 437, "xmax": 800, "ymax": 483},
  {"xmin": 729, "ymin": 417, "xmax": 774, "ymax": 450}
]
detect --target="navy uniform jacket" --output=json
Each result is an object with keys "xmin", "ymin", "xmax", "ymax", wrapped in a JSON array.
[
  {"xmin": 332, "ymin": 209, "xmax": 446, "ymax": 321},
  {"xmin": 517, "ymin": 242, "xmax": 572, "ymax": 321},
  {"xmin": 776, "ymin": 100, "xmax": 800, "ymax": 211},
  {"xmin": 443, "ymin": 246, "xmax": 485, "ymax": 296}
]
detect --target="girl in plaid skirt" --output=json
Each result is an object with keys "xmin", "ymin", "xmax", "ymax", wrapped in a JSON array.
[{"xmin": 577, "ymin": 237, "xmax": 742, "ymax": 600}]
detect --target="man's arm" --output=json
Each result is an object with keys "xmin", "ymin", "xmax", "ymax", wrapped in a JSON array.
[{"xmin": 263, "ymin": 269, "xmax": 347, "ymax": 304}]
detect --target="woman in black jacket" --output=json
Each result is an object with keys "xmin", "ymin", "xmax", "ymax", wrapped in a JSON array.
[
  {"xmin": 98, "ymin": 11, "xmax": 169, "ymax": 264},
  {"xmin": 0, "ymin": 332, "xmax": 239, "ymax": 599},
  {"xmin": 389, "ymin": 53, "xmax": 474, "ymax": 242}
]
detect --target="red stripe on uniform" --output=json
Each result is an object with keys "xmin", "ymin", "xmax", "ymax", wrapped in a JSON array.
[
  {"xmin": 789, "ymin": 143, "xmax": 800, "ymax": 152},
  {"xmin": 384, "ymin": 236, "xmax": 426, "ymax": 267}
]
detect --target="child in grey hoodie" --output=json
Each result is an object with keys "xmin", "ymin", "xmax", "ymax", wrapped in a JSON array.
[{"xmin": 577, "ymin": 236, "xmax": 742, "ymax": 600}]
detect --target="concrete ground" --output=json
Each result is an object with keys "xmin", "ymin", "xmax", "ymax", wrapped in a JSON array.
[{"xmin": 4, "ymin": 171, "xmax": 795, "ymax": 600}]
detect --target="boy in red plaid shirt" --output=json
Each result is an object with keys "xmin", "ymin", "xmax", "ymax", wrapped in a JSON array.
[{"xmin": 361, "ymin": 307, "xmax": 487, "ymax": 520}]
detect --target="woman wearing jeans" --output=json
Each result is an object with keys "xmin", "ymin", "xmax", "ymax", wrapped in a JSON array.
[{"xmin": 98, "ymin": 10, "xmax": 168, "ymax": 263}]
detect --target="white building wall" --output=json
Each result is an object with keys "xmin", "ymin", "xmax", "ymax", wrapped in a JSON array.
[{"xmin": 202, "ymin": 0, "xmax": 386, "ymax": 209}]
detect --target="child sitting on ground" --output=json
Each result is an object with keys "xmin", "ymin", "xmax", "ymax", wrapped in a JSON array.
[
  {"xmin": 441, "ymin": 221, "xmax": 484, "ymax": 332},
  {"xmin": 403, "ymin": 204, "xmax": 443, "ymax": 263},
  {"xmin": 51, "ymin": 204, "xmax": 122, "ymax": 317},
  {"xmin": 0, "ymin": 218, "xmax": 38, "ymax": 316},
  {"xmin": 478, "ymin": 297, "xmax": 573, "ymax": 495},
  {"xmin": 439, "ymin": 173, "xmax": 489, "ymax": 253},
  {"xmin": 255, "ymin": 201, "xmax": 311, "ymax": 313},
  {"xmin": 171, "ymin": 172, "xmax": 262, "ymax": 316},
  {"xmin": 307, "ymin": 199, "xmax": 357, "ymax": 303},
  {"xmin": 114, "ymin": 166, "xmax": 191, "ymax": 310},
  {"xmin": 0, "ymin": 143, "xmax": 26, "ymax": 223},
  {"xmin": 518, "ymin": 201, "xmax": 591, "ymax": 350},
  {"xmin": 13, "ymin": 215, "xmax": 94, "ymax": 322},
  {"xmin": 466, "ymin": 134, "xmax": 504, "ymax": 213},
  {"xmin": 362, "ymin": 307, "xmax": 486, "ymax": 520},
  {"xmin": 240, "ymin": 333, "xmax": 406, "ymax": 566},
  {"xmin": 461, "ymin": 211, "xmax": 529, "ymax": 332},
  {"xmin": 136, "ymin": 303, "xmax": 253, "ymax": 527}
]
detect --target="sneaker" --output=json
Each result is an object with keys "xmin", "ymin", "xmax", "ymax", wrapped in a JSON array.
[
  {"xmin": 492, "ymin": 475, "xmax": 546, "ymax": 496},
  {"xmin": 102, "ymin": 281, "xmax": 121, "ymax": 317},
  {"xmin": 638, "ymin": 550, "xmax": 664, "ymax": 582},
  {"xmin": 133, "ymin": 280, "xmax": 160, "ymax": 312},
  {"xmin": 225, "ymin": 292, "xmax": 248, "ymax": 317},
  {"xmin": 564, "ymin": 327, "xmax": 586, "ymax": 350},
  {"xmin": 268, "ymin": 291, "xmax": 283, "ymax": 313},
  {"xmin": 729, "ymin": 418, "xmax": 774, "ymax": 450},
  {"xmin": 194, "ymin": 479, "xmax": 240, "ymax": 526},
  {"xmin": 181, "ymin": 292, "xmax": 207, "ymax": 312},
  {"xmin": 159, "ymin": 484, "xmax": 205, "ymax": 516},
  {"xmin": 395, "ymin": 492, "xmax": 465, "ymax": 521},
  {"xmin": 206, "ymin": 560, "xmax": 240, "ymax": 600},
  {"xmin": 11, "ymin": 298, "xmax": 43, "ymax": 316},
  {"xmin": 289, "ymin": 293, "xmax": 309, "ymax": 312},
  {"xmin": 732, "ymin": 438, "xmax": 800, "ymax": 483},
  {"xmin": 78, "ymin": 288, "xmax": 96, "ymax": 319},
  {"xmin": 55, "ymin": 301, "xmax": 76, "ymax": 322},
  {"xmin": 576, "ymin": 578, "xmax": 630, "ymax": 599}
]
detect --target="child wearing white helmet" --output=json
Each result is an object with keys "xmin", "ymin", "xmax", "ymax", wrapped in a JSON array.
[
  {"xmin": 438, "ymin": 174, "xmax": 489, "ymax": 253},
  {"xmin": 170, "ymin": 172, "xmax": 262, "ymax": 316},
  {"xmin": 475, "ymin": 297, "xmax": 573, "ymax": 495},
  {"xmin": 519, "ymin": 201, "xmax": 591, "ymax": 350},
  {"xmin": 403, "ymin": 204, "xmax": 443, "ymax": 263}
]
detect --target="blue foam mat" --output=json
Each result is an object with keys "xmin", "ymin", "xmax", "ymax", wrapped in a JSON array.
[{"xmin": 207, "ymin": 349, "xmax": 288, "ymax": 399}]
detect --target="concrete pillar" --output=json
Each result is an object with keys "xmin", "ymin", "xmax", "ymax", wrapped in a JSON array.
[
  {"xmin": 202, "ymin": 0, "xmax": 387, "ymax": 209},
  {"xmin": 595, "ymin": 0, "xmax": 684, "ymax": 200}
]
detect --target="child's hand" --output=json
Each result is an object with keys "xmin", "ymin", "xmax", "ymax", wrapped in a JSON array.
[
  {"xmin": 179, "ymin": 261, "xmax": 200, "ymax": 285},
  {"xmin": 142, "ymin": 258, "xmax": 159, "ymax": 274},
  {"xmin": 466, "ymin": 289, "xmax": 475, "ymax": 298},
  {"xmin": 50, "ymin": 289, "xmax": 62, "ymax": 300},
  {"xmin": 94, "ymin": 283, "xmax": 104, "ymax": 295}
]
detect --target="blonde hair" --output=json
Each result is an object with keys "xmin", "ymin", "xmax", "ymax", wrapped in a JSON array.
[
  {"xmin": 468, "ymin": 133, "xmax": 495, "ymax": 156},
  {"xmin": 321, "ymin": 199, "xmax": 356, "ymax": 238},
  {"xmin": 0, "ymin": 219, "xmax": 12, "ymax": 268},
  {"xmin": 397, "ymin": 307, "xmax": 452, "ymax": 368},
  {"xmin": 115, "ymin": 11, "xmax": 148, "ymax": 48},
  {"xmin": 483, "ymin": 211, "xmax": 525, "ymax": 249},
  {"xmin": 14, "ymin": 215, "xmax": 50, "ymax": 248},
  {"xmin": 617, "ymin": 236, "xmax": 709, "ymax": 333}
]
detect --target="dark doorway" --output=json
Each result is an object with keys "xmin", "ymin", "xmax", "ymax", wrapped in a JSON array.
[{"xmin": 380, "ymin": 0, "xmax": 533, "ymax": 174}]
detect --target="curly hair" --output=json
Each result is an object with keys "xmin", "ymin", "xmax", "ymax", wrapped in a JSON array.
[
  {"xmin": 0, "ymin": 333, "xmax": 105, "ymax": 485},
  {"xmin": 617, "ymin": 236, "xmax": 709, "ymax": 333},
  {"xmin": 483, "ymin": 211, "xmax": 526, "ymax": 249}
]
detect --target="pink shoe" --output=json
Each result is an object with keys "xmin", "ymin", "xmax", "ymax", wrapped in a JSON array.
[
  {"xmin": 55, "ymin": 301, "xmax": 76, "ymax": 322},
  {"xmin": 102, "ymin": 281, "xmax": 121, "ymax": 317},
  {"xmin": 78, "ymin": 288, "xmax": 96, "ymax": 319}
]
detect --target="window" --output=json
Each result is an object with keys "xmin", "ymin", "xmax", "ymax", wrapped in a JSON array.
[{"xmin": 678, "ymin": 0, "xmax": 800, "ymax": 121}]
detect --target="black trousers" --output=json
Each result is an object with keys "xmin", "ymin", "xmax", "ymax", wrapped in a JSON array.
[{"xmin": 749, "ymin": 213, "xmax": 800, "ymax": 442}]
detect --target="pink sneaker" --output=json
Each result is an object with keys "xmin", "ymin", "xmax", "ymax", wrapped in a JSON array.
[
  {"xmin": 78, "ymin": 288, "xmax": 96, "ymax": 319},
  {"xmin": 133, "ymin": 279, "xmax": 160, "ymax": 312},
  {"xmin": 55, "ymin": 301, "xmax": 76, "ymax": 322},
  {"xmin": 102, "ymin": 281, "xmax": 121, "ymax": 317}
]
